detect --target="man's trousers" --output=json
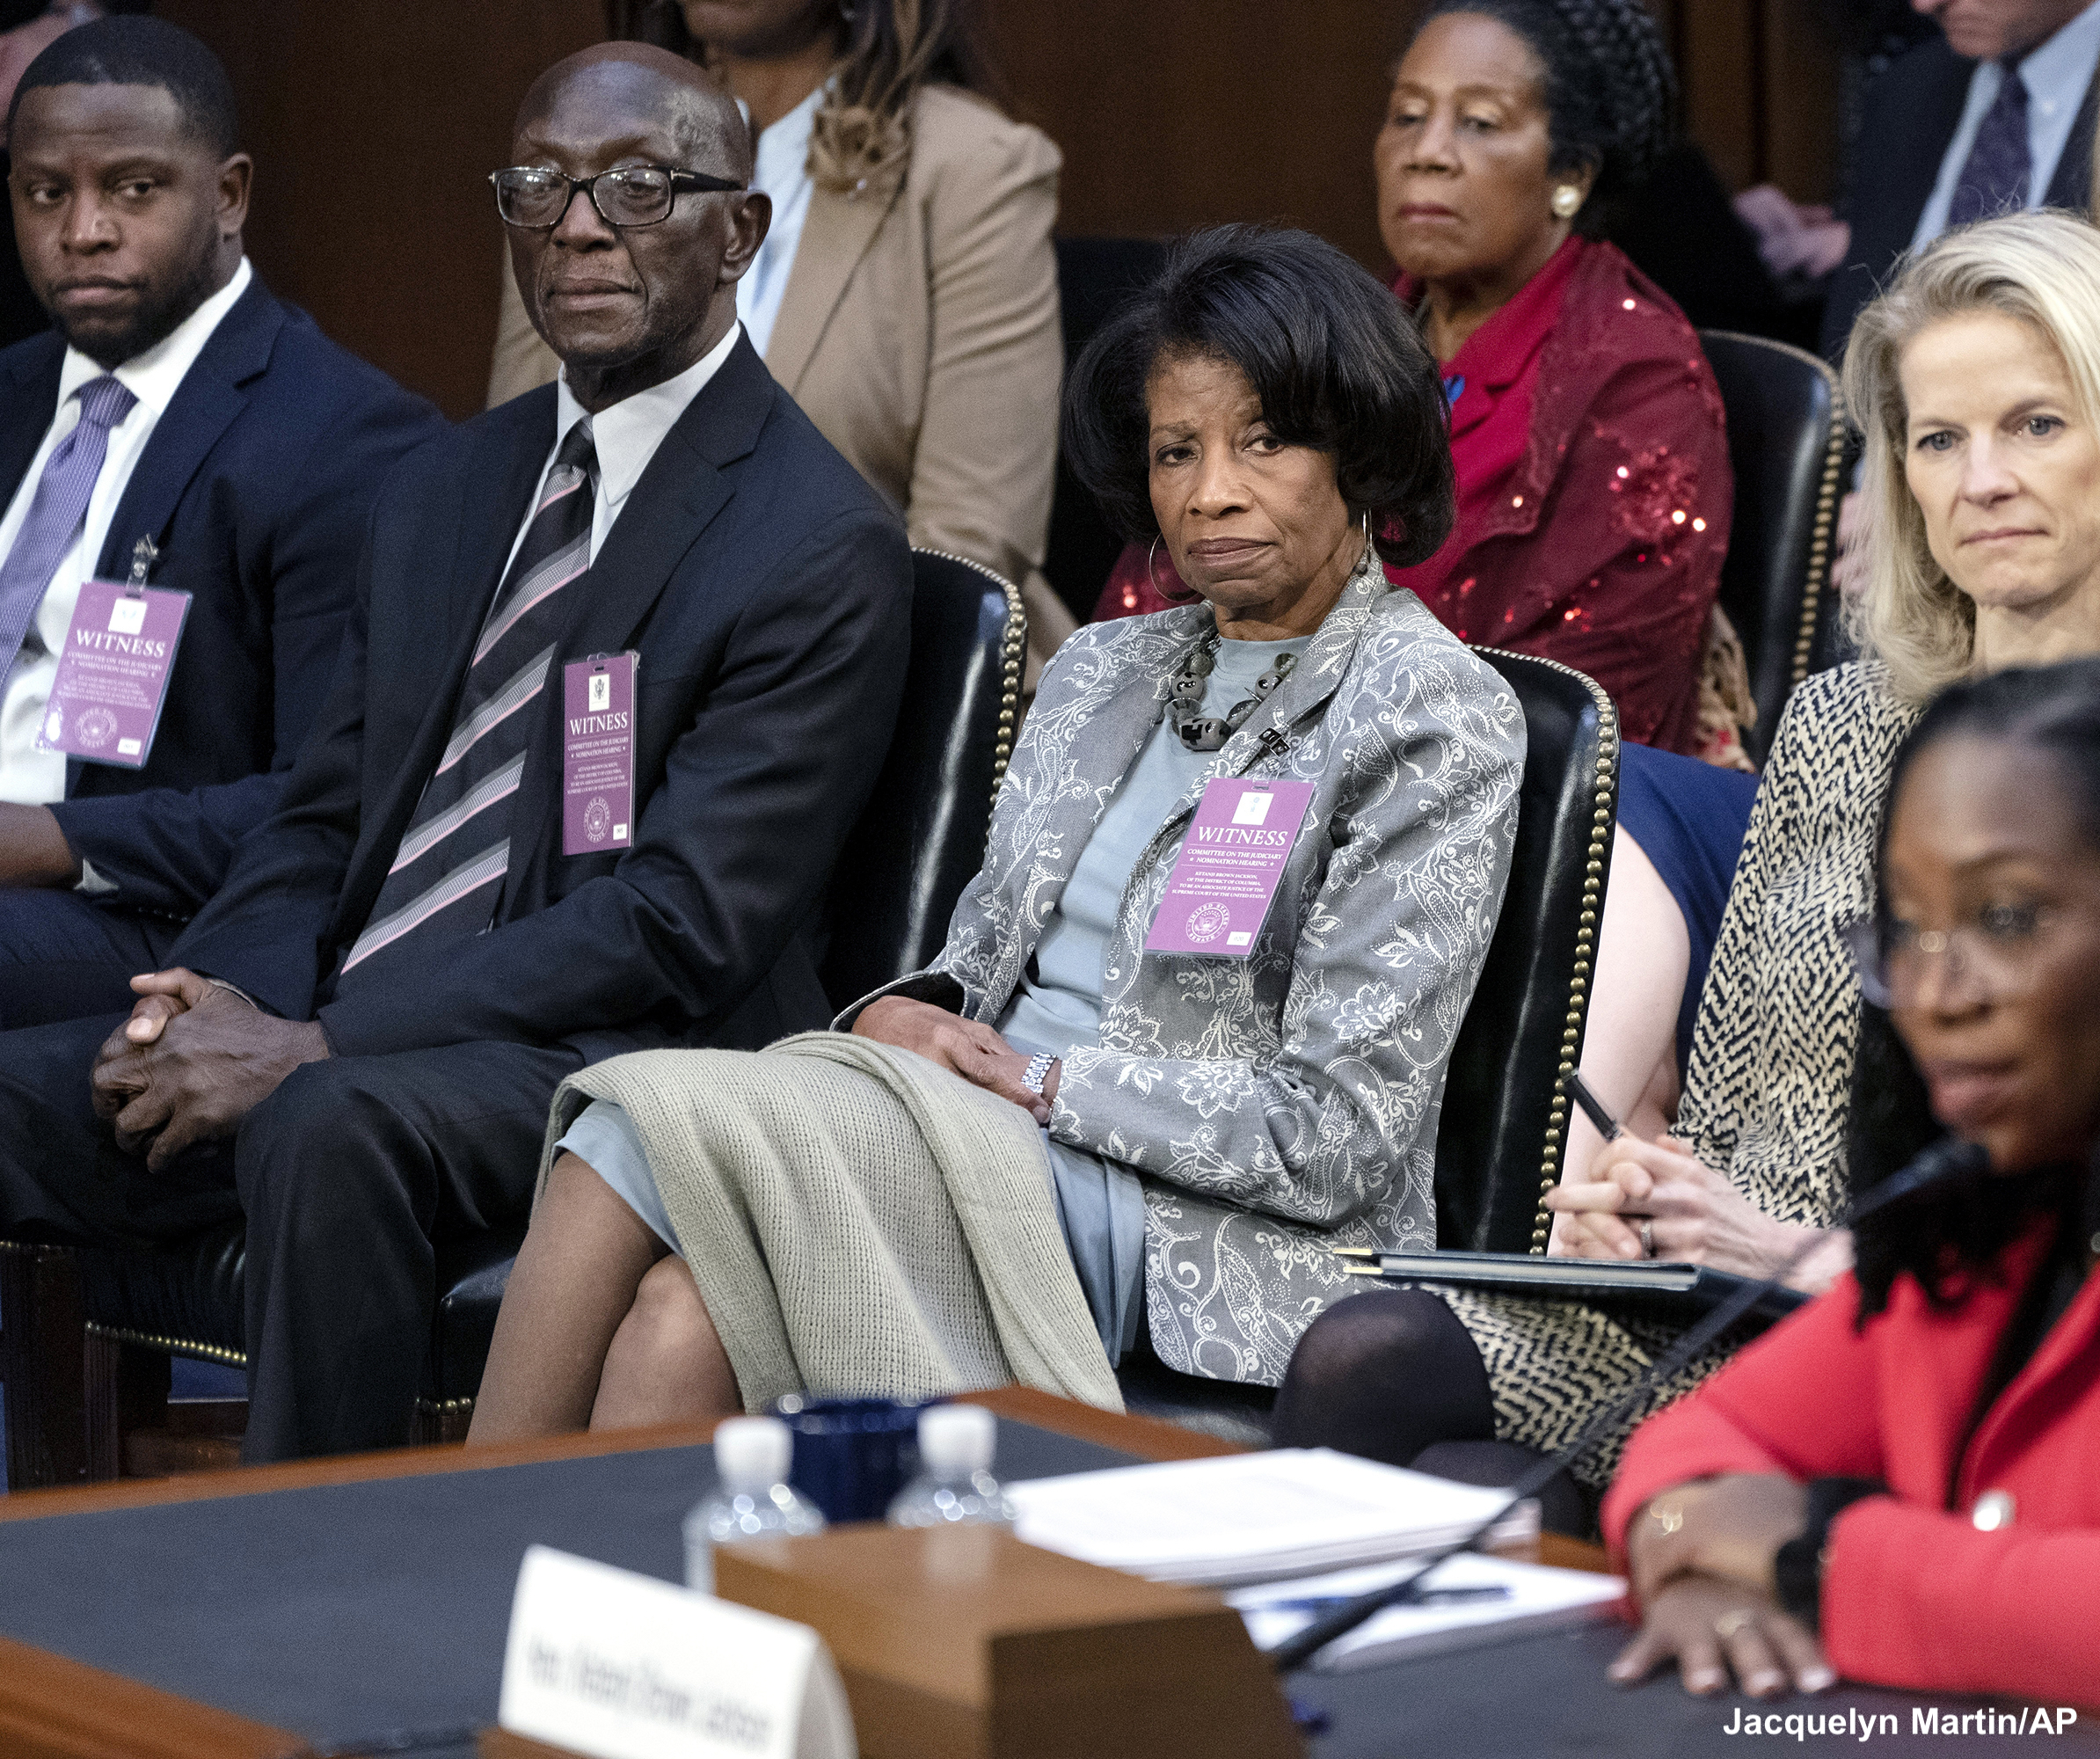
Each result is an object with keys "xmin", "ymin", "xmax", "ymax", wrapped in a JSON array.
[{"xmin": 0, "ymin": 1013, "xmax": 584, "ymax": 1460}]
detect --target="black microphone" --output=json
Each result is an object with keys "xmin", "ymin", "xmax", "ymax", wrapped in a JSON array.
[{"xmin": 1264, "ymin": 1135, "xmax": 1990, "ymax": 1675}]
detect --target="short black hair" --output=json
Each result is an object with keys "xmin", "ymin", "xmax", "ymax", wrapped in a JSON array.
[
  {"xmin": 1062, "ymin": 224, "xmax": 1455, "ymax": 569},
  {"xmin": 7, "ymin": 17, "xmax": 239, "ymax": 159},
  {"xmin": 1418, "ymin": 0, "xmax": 1674, "ymax": 231}
]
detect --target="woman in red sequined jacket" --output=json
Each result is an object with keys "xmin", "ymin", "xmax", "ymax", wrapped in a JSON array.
[{"xmin": 1097, "ymin": 0, "xmax": 1735, "ymax": 760}]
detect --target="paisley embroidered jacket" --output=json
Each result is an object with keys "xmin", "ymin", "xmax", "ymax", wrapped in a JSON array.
[{"xmin": 852, "ymin": 551, "xmax": 1525, "ymax": 1384}]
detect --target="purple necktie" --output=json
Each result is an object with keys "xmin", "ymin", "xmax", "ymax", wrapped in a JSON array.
[
  {"xmin": 0, "ymin": 374, "xmax": 139, "ymax": 678},
  {"xmin": 1948, "ymin": 61, "xmax": 2031, "ymax": 228}
]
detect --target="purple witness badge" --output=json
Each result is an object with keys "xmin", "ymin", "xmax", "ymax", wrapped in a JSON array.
[
  {"xmin": 1144, "ymin": 777, "xmax": 1316, "ymax": 957},
  {"xmin": 40, "ymin": 580, "xmax": 191, "ymax": 768},
  {"xmin": 563, "ymin": 653, "xmax": 638, "ymax": 857}
]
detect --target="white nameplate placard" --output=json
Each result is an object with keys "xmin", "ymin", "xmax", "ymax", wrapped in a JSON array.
[{"xmin": 498, "ymin": 1545, "xmax": 856, "ymax": 1759}]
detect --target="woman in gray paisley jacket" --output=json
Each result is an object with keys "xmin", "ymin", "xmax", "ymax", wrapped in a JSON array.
[{"xmin": 467, "ymin": 227, "xmax": 1527, "ymax": 1441}]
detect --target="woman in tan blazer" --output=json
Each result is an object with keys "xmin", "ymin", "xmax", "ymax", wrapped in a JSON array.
[{"xmin": 490, "ymin": 0, "xmax": 1073, "ymax": 677}]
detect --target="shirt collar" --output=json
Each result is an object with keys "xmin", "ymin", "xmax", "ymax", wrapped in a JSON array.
[
  {"xmin": 554, "ymin": 318, "xmax": 743, "ymax": 513},
  {"xmin": 752, "ymin": 83, "xmax": 823, "ymax": 200},
  {"xmin": 2011, "ymin": 0, "xmax": 2100, "ymax": 97},
  {"xmin": 56, "ymin": 256, "xmax": 253, "ymax": 420}
]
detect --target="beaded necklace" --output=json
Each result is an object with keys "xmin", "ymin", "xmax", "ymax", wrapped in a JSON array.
[{"xmin": 1164, "ymin": 632, "xmax": 1297, "ymax": 752}]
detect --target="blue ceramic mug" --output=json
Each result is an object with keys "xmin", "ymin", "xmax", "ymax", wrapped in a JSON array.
[{"xmin": 773, "ymin": 1394, "xmax": 929, "ymax": 1522}]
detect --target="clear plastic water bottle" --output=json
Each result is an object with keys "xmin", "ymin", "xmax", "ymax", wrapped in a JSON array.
[
  {"xmin": 886, "ymin": 1404, "xmax": 1017, "ymax": 1529},
  {"xmin": 683, "ymin": 1414, "xmax": 827, "ymax": 1593}
]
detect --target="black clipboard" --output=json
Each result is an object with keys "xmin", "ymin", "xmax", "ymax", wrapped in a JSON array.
[{"xmin": 1336, "ymin": 1250, "xmax": 1811, "ymax": 1332}]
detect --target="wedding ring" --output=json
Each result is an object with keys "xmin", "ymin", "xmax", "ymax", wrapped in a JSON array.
[
  {"xmin": 1639, "ymin": 1218, "xmax": 1656, "ymax": 1258},
  {"xmin": 1714, "ymin": 1609, "xmax": 1758, "ymax": 1641}
]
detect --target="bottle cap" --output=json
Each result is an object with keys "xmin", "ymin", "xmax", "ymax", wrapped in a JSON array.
[
  {"xmin": 714, "ymin": 1415, "xmax": 791, "ymax": 1490},
  {"xmin": 918, "ymin": 1402, "xmax": 995, "ymax": 1475}
]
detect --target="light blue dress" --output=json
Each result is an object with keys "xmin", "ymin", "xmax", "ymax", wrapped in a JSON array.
[{"xmin": 560, "ymin": 632, "xmax": 1311, "ymax": 1366}]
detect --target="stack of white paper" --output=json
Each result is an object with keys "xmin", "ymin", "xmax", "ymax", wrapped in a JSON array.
[
  {"xmin": 1008, "ymin": 1448, "xmax": 1542, "ymax": 1587},
  {"xmin": 1231, "ymin": 1551, "xmax": 1627, "ymax": 1671}
]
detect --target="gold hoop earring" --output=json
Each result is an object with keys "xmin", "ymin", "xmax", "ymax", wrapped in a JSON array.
[{"xmin": 1551, "ymin": 185, "xmax": 1583, "ymax": 219}]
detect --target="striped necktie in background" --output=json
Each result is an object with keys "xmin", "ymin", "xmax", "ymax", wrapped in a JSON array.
[{"xmin": 339, "ymin": 418, "xmax": 598, "ymax": 980}]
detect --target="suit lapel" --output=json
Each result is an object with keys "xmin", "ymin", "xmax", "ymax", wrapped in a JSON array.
[
  {"xmin": 1885, "ymin": 46, "xmax": 1977, "ymax": 252},
  {"xmin": 762, "ymin": 177, "xmax": 902, "ymax": 395},
  {"xmin": 499, "ymin": 339, "xmax": 774, "ymax": 900},
  {"xmin": 0, "ymin": 338, "xmax": 62, "ymax": 511},
  {"xmin": 96, "ymin": 281, "xmax": 282, "ymax": 580},
  {"xmin": 341, "ymin": 393, "xmax": 553, "ymax": 922}
]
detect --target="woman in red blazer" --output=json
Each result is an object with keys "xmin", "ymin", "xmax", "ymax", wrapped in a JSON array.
[{"xmin": 1601, "ymin": 658, "xmax": 2100, "ymax": 1706}]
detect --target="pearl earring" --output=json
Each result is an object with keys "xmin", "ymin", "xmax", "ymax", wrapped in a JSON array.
[{"xmin": 1551, "ymin": 185, "xmax": 1583, "ymax": 219}]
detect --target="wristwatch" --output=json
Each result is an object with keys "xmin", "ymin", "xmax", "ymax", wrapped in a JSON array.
[
  {"xmin": 1774, "ymin": 1477, "xmax": 1884, "ymax": 1626},
  {"xmin": 1021, "ymin": 1052, "xmax": 1056, "ymax": 1098}
]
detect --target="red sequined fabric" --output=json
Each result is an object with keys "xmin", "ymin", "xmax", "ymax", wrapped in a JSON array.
[{"xmin": 1095, "ymin": 238, "xmax": 1732, "ymax": 756}]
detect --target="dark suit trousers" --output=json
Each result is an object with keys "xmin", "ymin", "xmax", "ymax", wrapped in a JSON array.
[
  {"xmin": 0, "ymin": 891, "xmax": 183, "ymax": 1031},
  {"xmin": 0, "ymin": 1016, "xmax": 582, "ymax": 1461}
]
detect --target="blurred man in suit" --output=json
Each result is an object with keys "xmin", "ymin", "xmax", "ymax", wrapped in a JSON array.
[
  {"xmin": 1821, "ymin": 0, "xmax": 2100, "ymax": 357},
  {"xmin": 0, "ymin": 42, "xmax": 912, "ymax": 1461},
  {"xmin": 0, "ymin": 17, "xmax": 441, "ymax": 1025}
]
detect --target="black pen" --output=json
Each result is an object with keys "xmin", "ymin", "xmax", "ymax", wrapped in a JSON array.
[
  {"xmin": 1265, "ymin": 1585, "xmax": 1513, "ymax": 1616},
  {"xmin": 1566, "ymin": 1069, "xmax": 1622, "ymax": 1142}
]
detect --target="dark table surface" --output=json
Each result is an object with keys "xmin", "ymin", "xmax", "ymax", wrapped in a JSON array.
[{"xmin": 0, "ymin": 1420, "xmax": 2089, "ymax": 1759}]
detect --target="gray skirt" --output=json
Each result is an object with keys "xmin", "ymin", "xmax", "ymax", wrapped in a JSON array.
[{"xmin": 555, "ymin": 1095, "xmax": 1146, "ymax": 1364}]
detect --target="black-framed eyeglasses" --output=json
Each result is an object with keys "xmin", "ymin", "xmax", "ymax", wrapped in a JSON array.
[{"xmin": 489, "ymin": 164, "xmax": 746, "ymax": 230}]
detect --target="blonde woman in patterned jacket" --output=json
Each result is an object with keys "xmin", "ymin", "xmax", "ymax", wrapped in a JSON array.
[
  {"xmin": 467, "ymin": 227, "xmax": 1525, "ymax": 1442},
  {"xmin": 1272, "ymin": 209, "xmax": 2100, "ymax": 1516}
]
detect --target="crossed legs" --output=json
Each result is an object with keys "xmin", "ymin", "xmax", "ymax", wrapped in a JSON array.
[{"xmin": 467, "ymin": 1150, "xmax": 741, "ymax": 1443}]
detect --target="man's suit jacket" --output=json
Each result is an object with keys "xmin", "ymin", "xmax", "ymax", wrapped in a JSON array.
[
  {"xmin": 172, "ymin": 334, "xmax": 913, "ymax": 1064},
  {"xmin": 0, "ymin": 279, "xmax": 444, "ymax": 916},
  {"xmin": 1821, "ymin": 35, "xmax": 2100, "ymax": 357}
]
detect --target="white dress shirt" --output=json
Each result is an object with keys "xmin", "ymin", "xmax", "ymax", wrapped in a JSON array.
[
  {"xmin": 0, "ymin": 257, "xmax": 255, "ymax": 806},
  {"xmin": 734, "ymin": 84, "xmax": 821, "ymax": 361},
  {"xmin": 499, "ymin": 316, "xmax": 745, "ymax": 585},
  {"xmin": 1912, "ymin": 0, "xmax": 2100, "ymax": 249}
]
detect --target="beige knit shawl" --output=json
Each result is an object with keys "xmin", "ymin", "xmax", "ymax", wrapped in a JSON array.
[{"xmin": 538, "ymin": 1033, "xmax": 1122, "ymax": 1414}]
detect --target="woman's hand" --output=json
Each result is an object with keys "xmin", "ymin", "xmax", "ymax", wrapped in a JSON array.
[
  {"xmin": 1610, "ymin": 1574, "xmax": 1834, "ymax": 1699},
  {"xmin": 1624, "ymin": 1474, "xmax": 1807, "ymax": 1603},
  {"xmin": 1544, "ymin": 1135, "xmax": 1834, "ymax": 1282},
  {"xmin": 851, "ymin": 996, "xmax": 1054, "ymax": 1123}
]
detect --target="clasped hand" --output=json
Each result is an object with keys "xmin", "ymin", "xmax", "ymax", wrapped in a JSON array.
[
  {"xmin": 1611, "ymin": 1473, "xmax": 1834, "ymax": 1699},
  {"xmin": 91, "ymin": 968, "xmax": 330, "ymax": 1170},
  {"xmin": 1544, "ymin": 1132, "xmax": 1844, "ymax": 1289},
  {"xmin": 851, "ymin": 996, "xmax": 1054, "ymax": 1124}
]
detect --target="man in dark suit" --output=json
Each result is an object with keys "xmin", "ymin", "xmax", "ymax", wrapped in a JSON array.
[
  {"xmin": 0, "ymin": 43, "xmax": 912, "ymax": 1459},
  {"xmin": 1821, "ymin": 0, "xmax": 2100, "ymax": 358},
  {"xmin": 0, "ymin": 18, "xmax": 441, "ymax": 1026}
]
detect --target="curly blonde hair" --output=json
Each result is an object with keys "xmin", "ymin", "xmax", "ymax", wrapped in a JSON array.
[{"xmin": 1841, "ymin": 209, "xmax": 2100, "ymax": 703}]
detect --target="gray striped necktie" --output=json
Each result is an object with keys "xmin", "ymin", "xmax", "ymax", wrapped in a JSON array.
[{"xmin": 339, "ymin": 418, "xmax": 597, "ymax": 982}]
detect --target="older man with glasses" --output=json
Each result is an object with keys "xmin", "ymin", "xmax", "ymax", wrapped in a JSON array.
[{"xmin": 0, "ymin": 42, "xmax": 913, "ymax": 1461}]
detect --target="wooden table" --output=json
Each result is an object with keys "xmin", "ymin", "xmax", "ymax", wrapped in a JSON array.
[{"xmin": 0, "ymin": 1387, "xmax": 1605, "ymax": 1759}]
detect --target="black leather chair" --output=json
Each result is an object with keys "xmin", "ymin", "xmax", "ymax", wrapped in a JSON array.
[
  {"xmin": 1118, "ymin": 647, "xmax": 1622, "ymax": 1440},
  {"xmin": 1043, "ymin": 237, "xmax": 1169, "ymax": 624},
  {"xmin": 1433, "ymin": 649, "xmax": 1620, "ymax": 1254},
  {"xmin": 1700, "ymin": 329, "xmax": 1848, "ymax": 765},
  {"xmin": 0, "ymin": 549, "xmax": 1024, "ymax": 1488}
]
